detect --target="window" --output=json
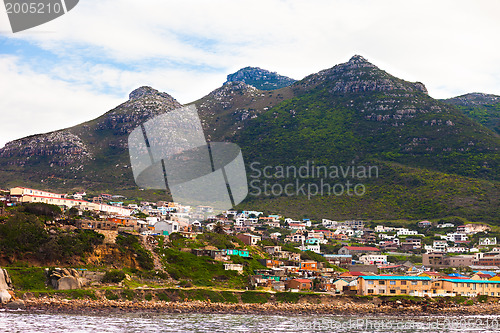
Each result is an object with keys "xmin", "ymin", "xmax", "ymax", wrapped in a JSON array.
[
  {"xmin": 379, "ymin": 281, "xmax": 385, "ymax": 285},
  {"xmin": 390, "ymin": 281, "xmax": 396, "ymax": 285},
  {"xmin": 423, "ymin": 281, "xmax": 429, "ymax": 285},
  {"xmin": 411, "ymin": 281, "xmax": 418, "ymax": 285},
  {"xmin": 401, "ymin": 289, "xmax": 407, "ymax": 294},
  {"xmin": 368, "ymin": 281, "xmax": 374, "ymax": 285},
  {"xmin": 379, "ymin": 289, "xmax": 385, "ymax": 294},
  {"xmin": 367, "ymin": 289, "xmax": 374, "ymax": 294},
  {"xmin": 390, "ymin": 289, "xmax": 396, "ymax": 294},
  {"xmin": 401, "ymin": 281, "xmax": 407, "ymax": 285}
]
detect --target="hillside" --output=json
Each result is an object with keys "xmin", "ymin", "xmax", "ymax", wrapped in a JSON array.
[
  {"xmin": 236, "ymin": 55, "xmax": 499, "ymax": 180},
  {"xmin": 0, "ymin": 86, "xmax": 181, "ymax": 195},
  {"xmin": 442, "ymin": 93, "xmax": 500, "ymax": 134},
  {"xmin": 0, "ymin": 56, "xmax": 498, "ymax": 223}
]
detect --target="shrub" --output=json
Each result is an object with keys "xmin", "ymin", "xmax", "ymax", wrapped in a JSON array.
[
  {"xmin": 477, "ymin": 295, "xmax": 488, "ymax": 303},
  {"xmin": 105, "ymin": 290, "xmax": 119, "ymax": 300},
  {"xmin": 102, "ymin": 270, "xmax": 126, "ymax": 283},
  {"xmin": 241, "ymin": 291, "xmax": 270, "ymax": 304},
  {"xmin": 116, "ymin": 234, "xmax": 154, "ymax": 270}
]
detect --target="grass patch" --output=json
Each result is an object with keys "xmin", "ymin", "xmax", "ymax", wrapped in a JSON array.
[
  {"xmin": 275, "ymin": 292, "xmax": 302, "ymax": 303},
  {"xmin": 221, "ymin": 291, "xmax": 239, "ymax": 303},
  {"xmin": 5, "ymin": 267, "xmax": 49, "ymax": 291},
  {"xmin": 241, "ymin": 291, "xmax": 270, "ymax": 304},
  {"xmin": 121, "ymin": 289, "xmax": 136, "ymax": 300},
  {"xmin": 105, "ymin": 290, "xmax": 119, "ymax": 300}
]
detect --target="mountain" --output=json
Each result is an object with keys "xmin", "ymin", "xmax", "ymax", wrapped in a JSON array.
[
  {"xmin": 236, "ymin": 55, "xmax": 499, "ymax": 180},
  {"xmin": 441, "ymin": 93, "xmax": 500, "ymax": 134},
  {"xmin": 0, "ymin": 86, "xmax": 181, "ymax": 195},
  {"xmin": 0, "ymin": 56, "xmax": 499, "ymax": 222},
  {"xmin": 224, "ymin": 66, "xmax": 296, "ymax": 90}
]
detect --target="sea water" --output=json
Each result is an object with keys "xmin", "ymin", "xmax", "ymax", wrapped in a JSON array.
[{"xmin": 0, "ymin": 310, "xmax": 498, "ymax": 332}]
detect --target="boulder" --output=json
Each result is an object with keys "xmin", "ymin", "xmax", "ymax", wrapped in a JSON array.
[
  {"xmin": 70, "ymin": 268, "xmax": 79, "ymax": 277},
  {"xmin": 0, "ymin": 268, "xmax": 12, "ymax": 304},
  {"xmin": 56, "ymin": 276, "xmax": 81, "ymax": 290},
  {"xmin": 0, "ymin": 289, "xmax": 11, "ymax": 304},
  {"xmin": 5, "ymin": 300, "xmax": 25, "ymax": 310}
]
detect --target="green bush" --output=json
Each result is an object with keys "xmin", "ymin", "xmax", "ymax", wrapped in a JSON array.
[
  {"xmin": 241, "ymin": 291, "xmax": 270, "ymax": 304},
  {"xmin": 275, "ymin": 292, "xmax": 302, "ymax": 303},
  {"xmin": 477, "ymin": 295, "xmax": 488, "ymax": 303},
  {"xmin": 23, "ymin": 203, "xmax": 62, "ymax": 218},
  {"xmin": 121, "ymin": 289, "xmax": 135, "ymax": 300},
  {"xmin": 221, "ymin": 291, "xmax": 239, "ymax": 303},
  {"xmin": 157, "ymin": 292, "xmax": 171, "ymax": 301},
  {"xmin": 116, "ymin": 234, "xmax": 154, "ymax": 270},
  {"xmin": 105, "ymin": 290, "xmax": 119, "ymax": 300},
  {"xmin": 102, "ymin": 270, "xmax": 126, "ymax": 283}
]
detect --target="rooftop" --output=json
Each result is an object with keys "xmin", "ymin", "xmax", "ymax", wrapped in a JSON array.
[{"xmin": 359, "ymin": 276, "xmax": 431, "ymax": 281}]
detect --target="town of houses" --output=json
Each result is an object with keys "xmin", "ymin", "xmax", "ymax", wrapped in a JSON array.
[{"xmin": 1, "ymin": 186, "xmax": 500, "ymax": 297}]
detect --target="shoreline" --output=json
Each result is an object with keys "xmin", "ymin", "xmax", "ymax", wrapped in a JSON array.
[{"xmin": 4, "ymin": 297, "xmax": 500, "ymax": 316}]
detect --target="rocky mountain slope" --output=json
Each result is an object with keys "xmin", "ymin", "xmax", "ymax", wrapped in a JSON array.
[
  {"xmin": 0, "ymin": 86, "xmax": 181, "ymax": 190},
  {"xmin": 0, "ymin": 56, "xmax": 498, "ymax": 222},
  {"xmin": 224, "ymin": 66, "xmax": 296, "ymax": 90},
  {"xmin": 441, "ymin": 93, "xmax": 500, "ymax": 134}
]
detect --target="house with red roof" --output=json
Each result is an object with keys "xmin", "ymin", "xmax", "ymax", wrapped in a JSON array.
[
  {"xmin": 286, "ymin": 278, "xmax": 312, "ymax": 290},
  {"xmin": 338, "ymin": 246, "xmax": 380, "ymax": 256}
]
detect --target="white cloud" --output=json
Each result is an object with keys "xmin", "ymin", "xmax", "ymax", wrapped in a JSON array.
[
  {"xmin": 1, "ymin": 0, "xmax": 500, "ymax": 147},
  {"xmin": 0, "ymin": 56, "xmax": 122, "ymax": 148}
]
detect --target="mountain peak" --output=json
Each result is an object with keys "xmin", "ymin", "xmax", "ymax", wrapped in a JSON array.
[
  {"xmin": 129, "ymin": 86, "xmax": 158, "ymax": 100},
  {"xmin": 224, "ymin": 67, "xmax": 296, "ymax": 90},
  {"xmin": 348, "ymin": 54, "xmax": 369, "ymax": 64},
  {"xmin": 299, "ymin": 55, "xmax": 427, "ymax": 94},
  {"xmin": 128, "ymin": 86, "xmax": 178, "ymax": 102}
]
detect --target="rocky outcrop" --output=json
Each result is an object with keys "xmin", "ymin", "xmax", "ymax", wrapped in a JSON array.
[
  {"xmin": 0, "ymin": 131, "xmax": 91, "ymax": 166},
  {"xmin": 298, "ymin": 55, "xmax": 428, "ymax": 94},
  {"xmin": 0, "ymin": 268, "xmax": 12, "ymax": 304},
  {"xmin": 48, "ymin": 268, "xmax": 82, "ymax": 290},
  {"xmin": 224, "ymin": 67, "xmax": 296, "ymax": 90},
  {"xmin": 443, "ymin": 92, "xmax": 500, "ymax": 107}
]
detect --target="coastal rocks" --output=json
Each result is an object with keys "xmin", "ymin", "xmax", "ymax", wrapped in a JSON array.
[
  {"xmin": 0, "ymin": 268, "xmax": 12, "ymax": 304},
  {"xmin": 48, "ymin": 268, "xmax": 82, "ymax": 290},
  {"xmin": 19, "ymin": 296, "xmax": 500, "ymax": 316},
  {"xmin": 5, "ymin": 299, "xmax": 25, "ymax": 310}
]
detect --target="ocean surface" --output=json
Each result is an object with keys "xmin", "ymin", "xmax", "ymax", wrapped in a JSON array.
[{"xmin": 0, "ymin": 310, "xmax": 499, "ymax": 332}]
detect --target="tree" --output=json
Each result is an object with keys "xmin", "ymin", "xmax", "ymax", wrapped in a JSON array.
[{"xmin": 213, "ymin": 222, "xmax": 226, "ymax": 234}]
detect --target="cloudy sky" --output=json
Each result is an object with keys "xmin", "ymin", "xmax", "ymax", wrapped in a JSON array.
[{"xmin": 0, "ymin": 0, "xmax": 499, "ymax": 148}]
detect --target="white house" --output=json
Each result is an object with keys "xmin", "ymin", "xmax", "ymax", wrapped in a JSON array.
[
  {"xmin": 396, "ymin": 228, "xmax": 419, "ymax": 236},
  {"xmin": 154, "ymin": 221, "xmax": 180, "ymax": 235},
  {"xmin": 299, "ymin": 244, "xmax": 321, "ymax": 253},
  {"xmin": 446, "ymin": 233, "xmax": 468, "ymax": 243},
  {"xmin": 479, "ymin": 237, "xmax": 497, "ymax": 246},
  {"xmin": 359, "ymin": 254, "xmax": 387, "ymax": 265}
]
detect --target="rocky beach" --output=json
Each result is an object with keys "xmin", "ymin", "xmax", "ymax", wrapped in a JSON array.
[{"xmin": 3, "ymin": 294, "xmax": 499, "ymax": 316}]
